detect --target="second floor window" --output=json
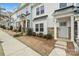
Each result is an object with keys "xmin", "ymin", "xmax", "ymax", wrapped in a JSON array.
[
  {"xmin": 26, "ymin": 11, "xmax": 28, "ymax": 14},
  {"xmin": 76, "ymin": 3, "xmax": 79, "ymax": 6},
  {"xmin": 60, "ymin": 3, "xmax": 67, "ymax": 8},
  {"xmin": 41, "ymin": 6, "xmax": 44, "ymax": 14},
  {"xmin": 26, "ymin": 8, "xmax": 29, "ymax": 14},
  {"xmin": 36, "ymin": 8, "xmax": 39, "ymax": 15},
  {"xmin": 36, "ymin": 5, "xmax": 44, "ymax": 15}
]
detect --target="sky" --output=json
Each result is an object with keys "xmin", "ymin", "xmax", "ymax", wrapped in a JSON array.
[{"xmin": 0, "ymin": 3, "xmax": 19, "ymax": 12}]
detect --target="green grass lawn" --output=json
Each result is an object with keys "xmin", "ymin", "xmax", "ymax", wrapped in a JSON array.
[{"xmin": 0, "ymin": 43, "xmax": 5, "ymax": 56}]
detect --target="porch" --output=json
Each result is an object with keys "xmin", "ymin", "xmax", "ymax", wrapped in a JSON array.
[
  {"xmin": 53, "ymin": 5, "xmax": 75, "ymax": 42},
  {"xmin": 54, "ymin": 16, "xmax": 74, "ymax": 41}
]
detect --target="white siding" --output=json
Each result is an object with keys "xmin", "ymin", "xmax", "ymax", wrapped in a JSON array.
[
  {"xmin": 33, "ymin": 3, "xmax": 59, "ymax": 27},
  {"xmin": 32, "ymin": 3, "xmax": 59, "ymax": 34},
  {"xmin": 67, "ymin": 3, "xmax": 73, "ymax": 6},
  {"xmin": 45, "ymin": 3, "xmax": 59, "ymax": 27}
]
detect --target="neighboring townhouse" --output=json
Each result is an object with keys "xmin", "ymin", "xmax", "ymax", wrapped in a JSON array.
[
  {"xmin": 53, "ymin": 3, "xmax": 79, "ymax": 50},
  {"xmin": 53, "ymin": 3, "xmax": 74, "ymax": 41},
  {"xmin": 31, "ymin": 3, "xmax": 59, "ymax": 36},
  {"xmin": 0, "ymin": 10, "xmax": 12, "ymax": 29},
  {"xmin": 21, "ymin": 3, "xmax": 32, "ymax": 28},
  {"xmin": 6, "ymin": 12, "xmax": 14, "ymax": 30},
  {"xmin": 11, "ymin": 3, "xmax": 32, "ymax": 32},
  {"xmin": 11, "ymin": 12, "xmax": 17, "ymax": 30}
]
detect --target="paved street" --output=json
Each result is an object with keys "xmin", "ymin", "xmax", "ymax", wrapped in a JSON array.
[{"xmin": 0, "ymin": 30, "xmax": 41, "ymax": 56}]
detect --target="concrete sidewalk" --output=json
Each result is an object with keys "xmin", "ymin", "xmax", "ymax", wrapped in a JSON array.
[
  {"xmin": 49, "ymin": 40, "xmax": 67, "ymax": 56},
  {"xmin": 0, "ymin": 30, "xmax": 41, "ymax": 56}
]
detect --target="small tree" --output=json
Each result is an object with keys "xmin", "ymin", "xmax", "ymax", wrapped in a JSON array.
[
  {"xmin": 32, "ymin": 32, "xmax": 36, "ymax": 36},
  {"xmin": 37, "ymin": 33, "xmax": 43, "ymax": 37},
  {"xmin": 46, "ymin": 33, "xmax": 52, "ymax": 39},
  {"xmin": 27, "ymin": 28, "xmax": 33, "ymax": 36}
]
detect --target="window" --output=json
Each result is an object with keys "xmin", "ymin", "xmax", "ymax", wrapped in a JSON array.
[
  {"xmin": 26, "ymin": 8, "xmax": 29, "ymax": 14},
  {"xmin": 59, "ymin": 22, "xmax": 67, "ymax": 26},
  {"xmin": 36, "ymin": 5, "xmax": 44, "ymax": 15},
  {"xmin": 26, "ymin": 11, "xmax": 28, "ymax": 14},
  {"xmin": 76, "ymin": 3, "xmax": 79, "ymax": 6},
  {"xmin": 41, "ymin": 6, "xmax": 44, "ymax": 14},
  {"xmin": 40, "ymin": 23, "xmax": 44, "ymax": 32},
  {"xmin": 35, "ymin": 24, "xmax": 39, "ymax": 32},
  {"xmin": 60, "ymin": 3, "xmax": 67, "ymax": 8},
  {"xmin": 35, "ymin": 23, "xmax": 44, "ymax": 32},
  {"xmin": 36, "ymin": 8, "xmax": 39, "ymax": 15}
]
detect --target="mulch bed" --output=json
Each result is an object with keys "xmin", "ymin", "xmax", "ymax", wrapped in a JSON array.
[
  {"xmin": 1, "ymin": 28, "xmax": 56, "ymax": 56},
  {"xmin": 16, "ymin": 36, "xmax": 56, "ymax": 56},
  {"xmin": 66, "ymin": 41, "xmax": 76, "ymax": 56}
]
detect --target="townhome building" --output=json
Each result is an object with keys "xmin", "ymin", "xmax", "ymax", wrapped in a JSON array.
[
  {"xmin": 53, "ymin": 3, "xmax": 79, "ymax": 51},
  {"xmin": 31, "ymin": 3, "xmax": 59, "ymax": 36},
  {"xmin": 0, "ymin": 9, "xmax": 12, "ymax": 29},
  {"xmin": 12, "ymin": 3, "xmax": 32, "ymax": 32},
  {"xmin": 53, "ymin": 3, "xmax": 74, "ymax": 41},
  {"xmin": 11, "ymin": 3, "xmax": 79, "ymax": 50},
  {"xmin": 31, "ymin": 3, "xmax": 79, "ymax": 50}
]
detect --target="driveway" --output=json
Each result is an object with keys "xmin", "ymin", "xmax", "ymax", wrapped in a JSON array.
[{"xmin": 0, "ymin": 30, "xmax": 41, "ymax": 56}]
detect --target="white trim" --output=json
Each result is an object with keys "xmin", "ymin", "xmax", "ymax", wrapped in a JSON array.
[{"xmin": 71, "ymin": 16, "xmax": 74, "ymax": 41}]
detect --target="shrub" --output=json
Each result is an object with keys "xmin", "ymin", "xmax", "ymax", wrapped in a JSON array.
[
  {"xmin": 13, "ymin": 33, "xmax": 21, "ymax": 37},
  {"xmin": 18, "ymin": 26, "xmax": 21, "ymax": 32},
  {"xmin": 27, "ymin": 28, "xmax": 33, "ymax": 36},
  {"xmin": 37, "ymin": 33, "xmax": 43, "ymax": 37},
  {"xmin": 10, "ymin": 26, "xmax": 13, "ymax": 30},
  {"xmin": 3, "ymin": 25, "xmax": 6, "ymax": 29},
  {"xmin": 45, "ymin": 33, "xmax": 52, "ymax": 39},
  {"xmin": 13, "ymin": 29, "xmax": 17, "ymax": 32},
  {"xmin": 43, "ymin": 35, "xmax": 47, "ymax": 38},
  {"xmin": 32, "ymin": 32, "xmax": 36, "ymax": 36}
]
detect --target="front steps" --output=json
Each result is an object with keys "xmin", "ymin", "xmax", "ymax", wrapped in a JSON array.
[{"xmin": 49, "ymin": 40, "xmax": 67, "ymax": 56}]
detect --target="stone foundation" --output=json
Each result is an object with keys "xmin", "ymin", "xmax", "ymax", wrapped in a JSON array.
[{"xmin": 48, "ymin": 27, "xmax": 54, "ymax": 36}]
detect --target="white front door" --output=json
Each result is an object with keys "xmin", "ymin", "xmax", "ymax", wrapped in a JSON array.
[{"xmin": 58, "ymin": 27, "xmax": 69, "ymax": 38}]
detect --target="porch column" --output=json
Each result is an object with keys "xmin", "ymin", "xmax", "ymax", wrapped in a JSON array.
[
  {"xmin": 71, "ymin": 16, "xmax": 74, "ymax": 41},
  {"xmin": 54, "ymin": 18, "xmax": 57, "ymax": 40}
]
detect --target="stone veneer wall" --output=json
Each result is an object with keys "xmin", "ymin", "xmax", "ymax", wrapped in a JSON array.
[{"xmin": 48, "ymin": 27, "xmax": 54, "ymax": 37}]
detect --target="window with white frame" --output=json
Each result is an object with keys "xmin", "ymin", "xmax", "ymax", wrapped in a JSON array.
[
  {"xmin": 40, "ymin": 23, "xmax": 44, "ymax": 32},
  {"xmin": 36, "ymin": 5, "xmax": 44, "ymax": 15},
  {"xmin": 59, "ymin": 22, "xmax": 67, "ymax": 26},
  {"xmin": 59, "ymin": 3, "xmax": 67, "ymax": 8},
  {"xmin": 76, "ymin": 3, "xmax": 79, "ymax": 6},
  {"xmin": 36, "ymin": 7, "xmax": 39, "ymax": 15},
  {"xmin": 40, "ymin": 6, "xmax": 44, "ymax": 14},
  {"xmin": 35, "ymin": 23, "xmax": 44, "ymax": 32},
  {"xmin": 35, "ymin": 24, "xmax": 39, "ymax": 32},
  {"xmin": 26, "ymin": 8, "xmax": 29, "ymax": 14}
]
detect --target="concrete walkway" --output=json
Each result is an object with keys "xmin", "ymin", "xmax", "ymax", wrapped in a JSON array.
[
  {"xmin": 49, "ymin": 40, "xmax": 67, "ymax": 56},
  {"xmin": 0, "ymin": 43, "xmax": 4, "ymax": 56},
  {"xmin": 0, "ymin": 30, "xmax": 41, "ymax": 56}
]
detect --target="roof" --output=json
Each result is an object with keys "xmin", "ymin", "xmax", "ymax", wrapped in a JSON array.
[
  {"xmin": 55, "ymin": 5, "xmax": 74, "ymax": 12},
  {"xmin": 33, "ymin": 15, "xmax": 48, "ymax": 21},
  {"xmin": 11, "ymin": 3, "xmax": 29, "ymax": 16}
]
